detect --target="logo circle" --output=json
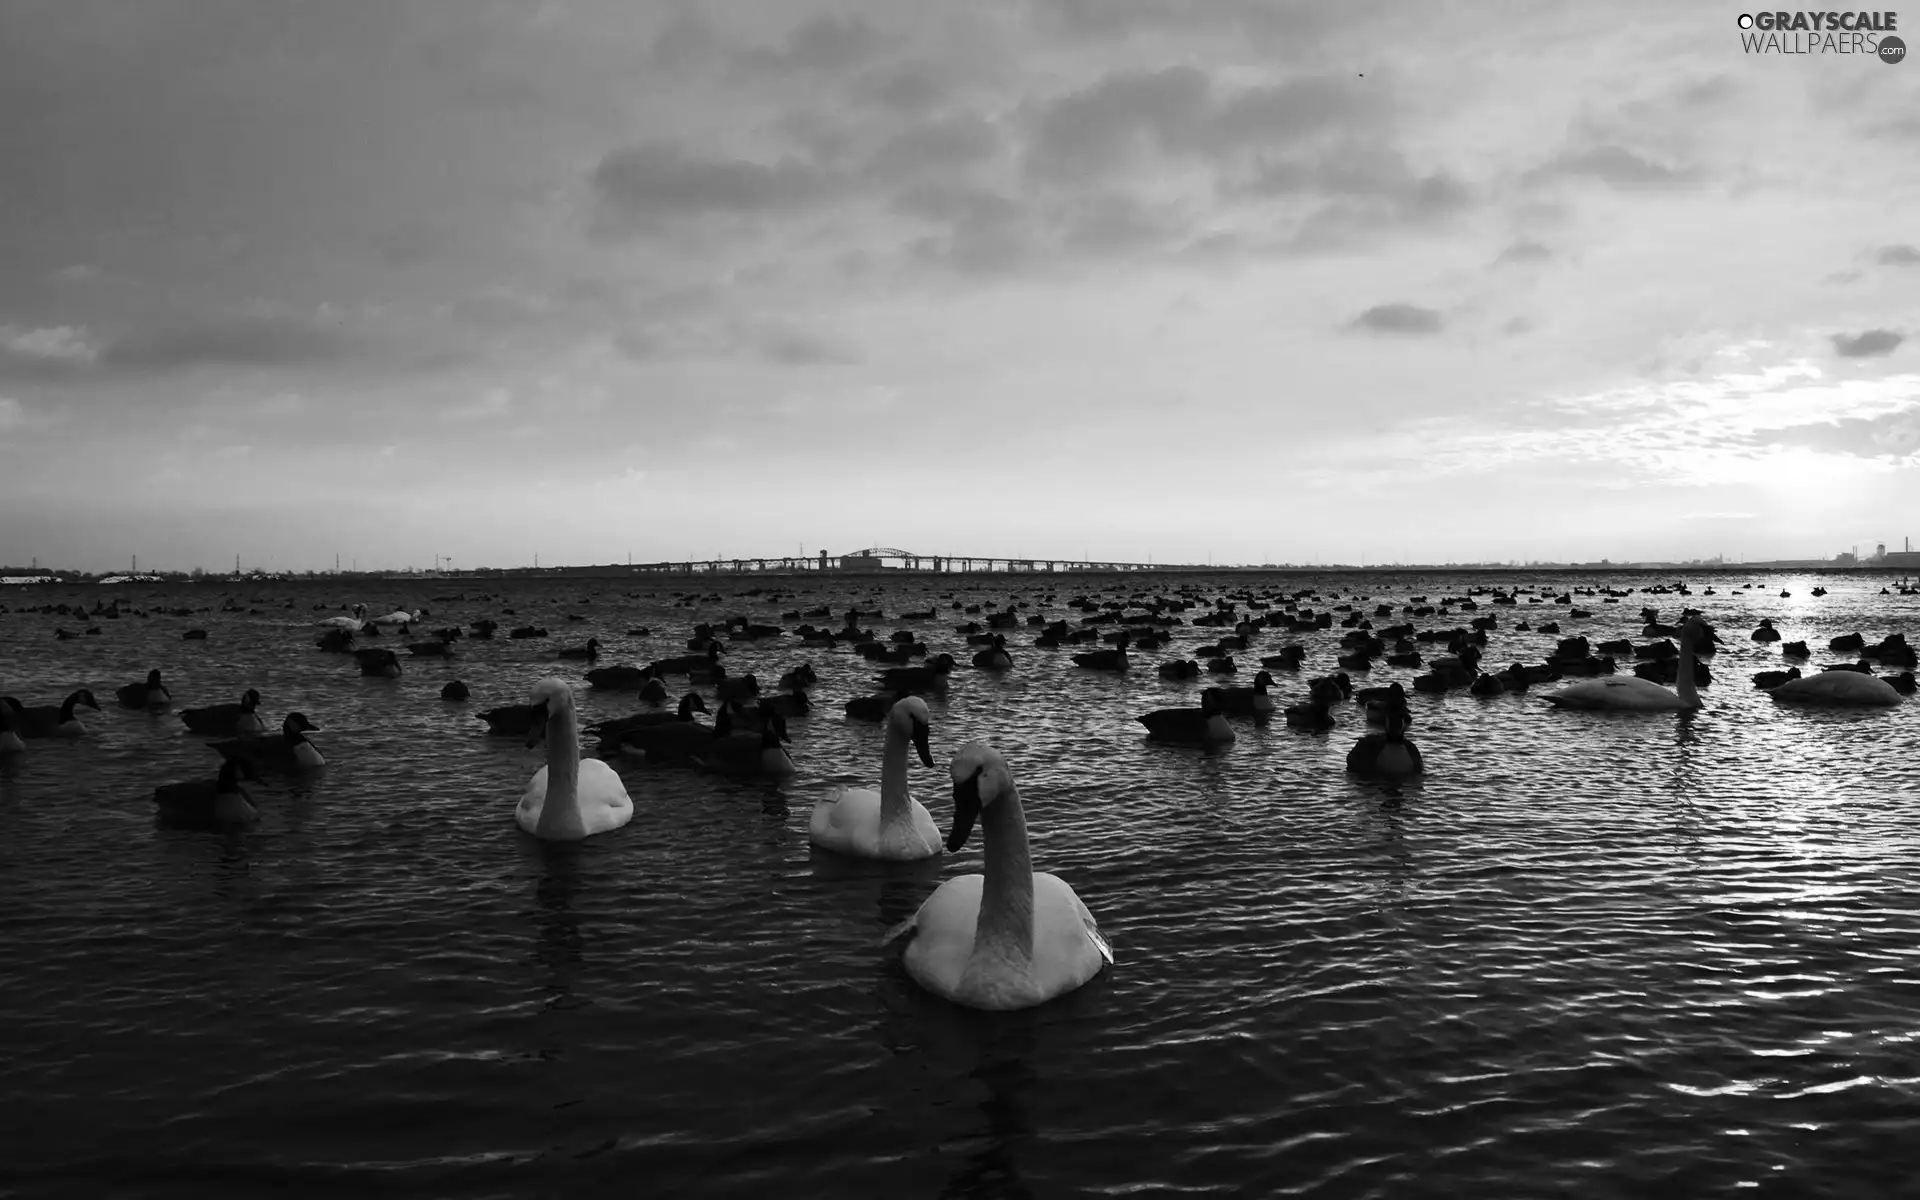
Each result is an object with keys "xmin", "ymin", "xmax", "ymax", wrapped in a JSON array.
[
  {"xmin": 1881, "ymin": 35, "xmax": 1907, "ymax": 64},
  {"xmin": 1737, "ymin": 13, "xmax": 1754, "ymax": 28}
]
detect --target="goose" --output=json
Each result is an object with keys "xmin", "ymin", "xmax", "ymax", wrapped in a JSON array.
[
  {"xmin": 0, "ymin": 702, "xmax": 24, "ymax": 754},
  {"xmin": 883, "ymin": 742, "xmax": 1111, "ymax": 1011},
  {"xmin": 557, "ymin": 637, "xmax": 602, "ymax": 661},
  {"xmin": 845, "ymin": 691, "xmax": 900, "ymax": 721},
  {"xmin": 515, "ymin": 677, "xmax": 634, "ymax": 840},
  {"xmin": 210, "ymin": 712, "xmax": 326, "ymax": 771},
  {"xmin": 1751, "ymin": 619, "xmax": 1781, "ymax": 643},
  {"xmin": 1071, "ymin": 633, "xmax": 1129, "ymax": 671},
  {"xmin": 2, "ymin": 689, "xmax": 100, "ymax": 738},
  {"xmin": 1158, "ymin": 658, "xmax": 1201, "ymax": 680},
  {"xmin": 584, "ymin": 663, "xmax": 657, "ymax": 690},
  {"xmin": 586, "ymin": 692, "xmax": 710, "ymax": 753},
  {"xmin": 441, "ymin": 680, "xmax": 471, "ymax": 701},
  {"xmin": 1284, "ymin": 696, "xmax": 1335, "ymax": 730},
  {"xmin": 778, "ymin": 663, "xmax": 818, "ymax": 691},
  {"xmin": 356, "ymin": 649, "xmax": 402, "ymax": 678},
  {"xmin": 1347, "ymin": 704, "xmax": 1423, "ymax": 780},
  {"xmin": 690, "ymin": 711, "xmax": 796, "ymax": 779},
  {"xmin": 809, "ymin": 696, "xmax": 939, "ymax": 859},
  {"xmin": 116, "ymin": 669, "xmax": 173, "ymax": 713},
  {"xmin": 152, "ymin": 758, "xmax": 263, "ymax": 828},
  {"xmin": 477, "ymin": 702, "xmax": 544, "ymax": 737},
  {"xmin": 1767, "ymin": 670, "xmax": 1904, "ymax": 706},
  {"xmin": 1545, "ymin": 617, "xmax": 1708, "ymax": 711},
  {"xmin": 620, "ymin": 703, "xmax": 728, "ymax": 763},
  {"xmin": 878, "ymin": 654, "xmax": 956, "ymax": 695},
  {"xmin": 1216, "ymin": 670, "xmax": 1277, "ymax": 717},
  {"xmin": 971, "ymin": 635, "xmax": 1013, "ymax": 671},
  {"xmin": 1137, "ymin": 687, "xmax": 1235, "ymax": 745},
  {"xmin": 179, "ymin": 688, "xmax": 266, "ymax": 735},
  {"xmin": 735, "ymin": 686, "xmax": 810, "ymax": 724}
]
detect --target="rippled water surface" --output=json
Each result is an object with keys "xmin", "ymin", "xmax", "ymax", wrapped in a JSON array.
[{"xmin": 3, "ymin": 569, "xmax": 1918, "ymax": 1198}]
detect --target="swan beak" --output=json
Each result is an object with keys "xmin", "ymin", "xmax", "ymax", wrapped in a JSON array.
[
  {"xmin": 946, "ymin": 773, "xmax": 982, "ymax": 853},
  {"xmin": 912, "ymin": 718, "xmax": 933, "ymax": 769},
  {"xmin": 524, "ymin": 703, "xmax": 550, "ymax": 749}
]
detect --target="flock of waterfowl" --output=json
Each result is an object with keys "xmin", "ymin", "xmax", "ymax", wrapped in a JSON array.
[{"xmin": 3, "ymin": 575, "xmax": 1914, "ymax": 1010}]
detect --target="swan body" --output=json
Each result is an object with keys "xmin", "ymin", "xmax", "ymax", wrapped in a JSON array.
[
  {"xmin": 886, "ymin": 742, "xmax": 1111, "ymax": 1011},
  {"xmin": 116, "ymin": 670, "xmax": 172, "ymax": 713},
  {"xmin": 515, "ymin": 676, "xmax": 634, "ymax": 840},
  {"xmin": 1546, "ymin": 617, "xmax": 1707, "ymax": 711},
  {"xmin": 180, "ymin": 688, "xmax": 267, "ymax": 735},
  {"xmin": 3, "ymin": 690, "xmax": 100, "ymax": 738},
  {"xmin": 153, "ymin": 758, "xmax": 262, "ymax": 828},
  {"xmin": 810, "ymin": 696, "xmax": 940, "ymax": 860},
  {"xmin": 1768, "ymin": 671, "xmax": 1904, "ymax": 706},
  {"xmin": 210, "ymin": 712, "xmax": 326, "ymax": 771},
  {"xmin": 317, "ymin": 604, "xmax": 367, "ymax": 630}
]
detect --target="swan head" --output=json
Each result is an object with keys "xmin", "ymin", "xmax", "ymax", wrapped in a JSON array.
[
  {"xmin": 523, "ymin": 677, "xmax": 575, "ymax": 748},
  {"xmin": 945, "ymin": 741, "xmax": 1011, "ymax": 853},
  {"xmin": 887, "ymin": 696, "xmax": 935, "ymax": 767}
]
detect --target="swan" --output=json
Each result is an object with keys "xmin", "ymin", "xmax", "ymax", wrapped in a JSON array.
[
  {"xmin": 2, "ymin": 690, "xmax": 100, "ymax": 738},
  {"xmin": 153, "ymin": 758, "xmax": 262, "ymax": 828},
  {"xmin": 180, "ymin": 688, "xmax": 267, "ymax": 735},
  {"xmin": 1347, "ymin": 704, "xmax": 1423, "ymax": 780},
  {"xmin": 884, "ymin": 742, "xmax": 1112, "ymax": 1010},
  {"xmin": 210, "ymin": 712, "xmax": 326, "ymax": 771},
  {"xmin": 116, "ymin": 669, "xmax": 172, "ymax": 712},
  {"xmin": 1767, "ymin": 670, "xmax": 1904, "ymax": 706},
  {"xmin": 371, "ymin": 608, "xmax": 419, "ymax": 626},
  {"xmin": 1545, "ymin": 616, "xmax": 1708, "ymax": 711},
  {"xmin": 515, "ymin": 676, "xmax": 634, "ymax": 840},
  {"xmin": 317, "ymin": 604, "xmax": 367, "ymax": 630},
  {"xmin": 809, "ymin": 695, "xmax": 940, "ymax": 860}
]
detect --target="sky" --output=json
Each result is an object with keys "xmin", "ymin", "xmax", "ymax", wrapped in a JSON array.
[{"xmin": 1, "ymin": 0, "xmax": 1916, "ymax": 573}]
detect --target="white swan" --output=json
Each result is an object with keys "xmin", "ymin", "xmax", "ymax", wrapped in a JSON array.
[
  {"xmin": 810, "ymin": 696, "xmax": 941, "ymax": 860},
  {"xmin": 371, "ymin": 608, "xmax": 420, "ymax": 626},
  {"xmin": 317, "ymin": 604, "xmax": 367, "ymax": 630},
  {"xmin": 1545, "ymin": 616, "xmax": 1708, "ymax": 712},
  {"xmin": 1769, "ymin": 670, "xmax": 1904, "ymax": 706},
  {"xmin": 516, "ymin": 676, "xmax": 634, "ymax": 841},
  {"xmin": 885, "ymin": 742, "xmax": 1112, "ymax": 1011}
]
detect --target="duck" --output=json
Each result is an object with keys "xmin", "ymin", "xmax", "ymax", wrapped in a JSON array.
[
  {"xmin": 2, "ymin": 689, "xmax": 101, "ymax": 738},
  {"xmin": 1137, "ymin": 687, "xmax": 1235, "ymax": 745},
  {"xmin": 971, "ymin": 635, "xmax": 1013, "ymax": 671},
  {"xmin": 1347, "ymin": 702, "xmax": 1423, "ymax": 780},
  {"xmin": 883, "ymin": 742, "xmax": 1111, "ymax": 1011},
  {"xmin": 210, "ymin": 712, "xmax": 326, "ymax": 772},
  {"xmin": 809, "ymin": 696, "xmax": 940, "ymax": 859},
  {"xmin": 0, "ymin": 702, "xmax": 24, "ymax": 754},
  {"xmin": 179, "ymin": 688, "xmax": 266, "ymax": 735},
  {"xmin": 441, "ymin": 680, "xmax": 471, "ymax": 701},
  {"xmin": 354, "ymin": 649, "xmax": 402, "ymax": 678},
  {"xmin": 557, "ymin": 637, "xmax": 602, "ymax": 661},
  {"xmin": 690, "ymin": 711, "xmax": 796, "ymax": 779},
  {"xmin": 152, "ymin": 758, "xmax": 264, "ymax": 829},
  {"xmin": 515, "ymin": 677, "xmax": 634, "ymax": 840},
  {"xmin": 1767, "ymin": 670, "xmax": 1905, "ymax": 706},
  {"xmin": 1157, "ymin": 658, "xmax": 1201, "ymax": 680},
  {"xmin": 1545, "ymin": 617, "xmax": 1708, "ymax": 711},
  {"xmin": 1750, "ymin": 618, "xmax": 1781, "ymax": 643},
  {"xmin": 116, "ymin": 669, "xmax": 173, "ymax": 713},
  {"xmin": 1752, "ymin": 667, "xmax": 1801, "ymax": 689},
  {"xmin": 1216, "ymin": 670, "xmax": 1277, "ymax": 717}
]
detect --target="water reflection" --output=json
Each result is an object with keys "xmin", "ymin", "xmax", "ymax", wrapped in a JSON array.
[
  {"xmin": 531, "ymin": 841, "xmax": 584, "ymax": 1013},
  {"xmin": 937, "ymin": 1017, "xmax": 1040, "ymax": 1200}
]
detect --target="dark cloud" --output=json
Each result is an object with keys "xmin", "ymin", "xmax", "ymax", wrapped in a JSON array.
[
  {"xmin": 738, "ymin": 14, "xmax": 889, "ymax": 75},
  {"xmin": 591, "ymin": 142, "xmax": 835, "ymax": 227},
  {"xmin": 1875, "ymin": 244, "xmax": 1920, "ymax": 266},
  {"xmin": 1526, "ymin": 145, "xmax": 1693, "ymax": 188},
  {"xmin": 1351, "ymin": 303, "xmax": 1443, "ymax": 335},
  {"xmin": 866, "ymin": 113, "xmax": 1002, "ymax": 182},
  {"xmin": 1239, "ymin": 147, "xmax": 1471, "ymax": 230},
  {"xmin": 101, "ymin": 315, "xmax": 352, "ymax": 371},
  {"xmin": 1497, "ymin": 240, "xmax": 1553, "ymax": 265},
  {"xmin": 1749, "ymin": 409, "xmax": 1920, "ymax": 458},
  {"xmin": 1831, "ymin": 329, "xmax": 1904, "ymax": 357}
]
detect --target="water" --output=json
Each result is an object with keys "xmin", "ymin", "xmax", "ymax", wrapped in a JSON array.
[{"xmin": 2, "ymin": 570, "xmax": 1916, "ymax": 1198}]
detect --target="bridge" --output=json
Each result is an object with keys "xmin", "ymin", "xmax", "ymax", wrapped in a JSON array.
[{"xmin": 622, "ymin": 547, "xmax": 1175, "ymax": 576}]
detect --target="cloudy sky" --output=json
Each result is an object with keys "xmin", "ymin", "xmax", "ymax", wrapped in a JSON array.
[{"xmin": 1, "ymin": 1, "xmax": 1916, "ymax": 573}]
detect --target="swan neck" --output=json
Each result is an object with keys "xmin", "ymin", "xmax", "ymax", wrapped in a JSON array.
[
  {"xmin": 976, "ymin": 782, "xmax": 1035, "ymax": 962},
  {"xmin": 543, "ymin": 695, "xmax": 582, "ymax": 821},
  {"xmin": 880, "ymin": 719, "xmax": 911, "ymax": 824}
]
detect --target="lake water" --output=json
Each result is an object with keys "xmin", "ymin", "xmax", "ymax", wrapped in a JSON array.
[{"xmin": 2, "ymin": 569, "xmax": 1916, "ymax": 1199}]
